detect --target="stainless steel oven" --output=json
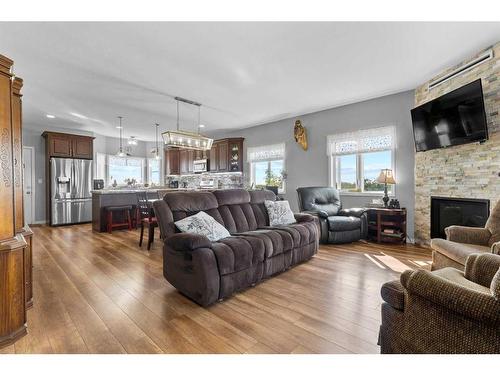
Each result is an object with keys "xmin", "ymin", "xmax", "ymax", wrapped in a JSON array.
[{"xmin": 193, "ymin": 159, "xmax": 208, "ymax": 173}]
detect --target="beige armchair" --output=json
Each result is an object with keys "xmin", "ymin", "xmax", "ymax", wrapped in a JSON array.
[
  {"xmin": 379, "ymin": 253, "xmax": 500, "ymax": 353},
  {"xmin": 431, "ymin": 199, "xmax": 500, "ymax": 270}
]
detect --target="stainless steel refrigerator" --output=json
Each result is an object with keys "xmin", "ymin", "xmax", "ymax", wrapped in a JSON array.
[{"xmin": 50, "ymin": 158, "xmax": 93, "ymax": 225}]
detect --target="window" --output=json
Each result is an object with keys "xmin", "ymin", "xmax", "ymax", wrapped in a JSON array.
[
  {"xmin": 328, "ymin": 126, "xmax": 395, "ymax": 194},
  {"xmin": 247, "ymin": 143, "xmax": 285, "ymax": 193},
  {"xmin": 147, "ymin": 158, "xmax": 161, "ymax": 186},
  {"xmin": 107, "ymin": 155, "xmax": 145, "ymax": 186}
]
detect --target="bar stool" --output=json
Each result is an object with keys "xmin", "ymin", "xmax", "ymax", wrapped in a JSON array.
[{"xmin": 105, "ymin": 205, "xmax": 133, "ymax": 233}]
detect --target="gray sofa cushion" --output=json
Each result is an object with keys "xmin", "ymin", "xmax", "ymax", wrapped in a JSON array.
[{"xmin": 327, "ymin": 215, "xmax": 361, "ymax": 232}]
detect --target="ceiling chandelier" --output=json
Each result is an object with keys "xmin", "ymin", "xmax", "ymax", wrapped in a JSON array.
[
  {"xmin": 162, "ymin": 97, "xmax": 214, "ymax": 151},
  {"xmin": 116, "ymin": 116, "xmax": 126, "ymax": 157}
]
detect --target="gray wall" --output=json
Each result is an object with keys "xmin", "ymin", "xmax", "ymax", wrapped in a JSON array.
[
  {"xmin": 213, "ymin": 90, "xmax": 416, "ymax": 240},
  {"xmin": 22, "ymin": 125, "xmax": 156, "ymax": 223}
]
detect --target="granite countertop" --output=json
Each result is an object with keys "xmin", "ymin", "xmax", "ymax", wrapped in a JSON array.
[{"xmin": 91, "ymin": 187, "xmax": 194, "ymax": 195}]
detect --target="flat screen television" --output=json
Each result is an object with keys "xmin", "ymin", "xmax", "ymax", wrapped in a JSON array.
[{"xmin": 411, "ymin": 79, "xmax": 488, "ymax": 152}]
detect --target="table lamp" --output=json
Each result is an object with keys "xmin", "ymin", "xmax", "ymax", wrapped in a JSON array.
[{"xmin": 376, "ymin": 169, "xmax": 396, "ymax": 207}]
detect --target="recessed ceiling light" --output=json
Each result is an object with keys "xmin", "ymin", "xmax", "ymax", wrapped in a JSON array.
[
  {"xmin": 116, "ymin": 126, "xmax": 123, "ymax": 129},
  {"xmin": 46, "ymin": 114, "xmax": 55, "ymax": 119},
  {"xmin": 199, "ymin": 124, "xmax": 205, "ymax": 128}
]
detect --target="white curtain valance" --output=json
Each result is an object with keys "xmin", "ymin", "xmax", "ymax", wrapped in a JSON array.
[
  {"xmin": 247, "ymin": 143, "xmax": 285, "ymax": 162},
  {"xmin": 327, "ymin": 126, "xmax": 395, "ymax": 156}
]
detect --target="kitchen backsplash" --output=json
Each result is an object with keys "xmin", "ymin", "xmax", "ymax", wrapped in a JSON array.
[{"xmin": 165, "ymin": 172, "xmax": 244, "ymax": 189}]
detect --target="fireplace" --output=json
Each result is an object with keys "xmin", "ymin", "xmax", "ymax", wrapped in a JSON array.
[{"xmin": 430, "ymin": 197, "xmax": 490, "ymax": 239}]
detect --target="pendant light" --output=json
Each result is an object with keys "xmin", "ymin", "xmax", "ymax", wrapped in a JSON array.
[
  {"xmin": 162, "ymin": 97, "xmax": 214, "ymax": 151},
  {"xmin": 116, "ymin": 116, "xmax": 126, "ymax": 157},
  {"xmin": 154, "ymin": 122, "xmax": 160, "ymax": 160},
  {"xmin": 127, "ymin": 136, "xmax": 138, "ymax": 146}
]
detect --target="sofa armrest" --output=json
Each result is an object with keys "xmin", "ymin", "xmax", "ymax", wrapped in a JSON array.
[
  {"xmin": 338, "ymin": 207, "xmax": 366, "ymax": 218},
  {"xmin": 400, "ymin": 269, "xmax": 500, "ymax": 325},
  {"xmin": 491, "ymin": 241, "xmax": 500, "ymax": 255},
  {"xmin": 301, "ymin": 210, "xmax": 329, "ymax": 219},
  {"xmin": 444, "ymin": 225, "xmax": 491, "ymax": 246},
  {"xmin": 165, "ymin": 233, "xmax": 212, "ymax": 252},
  {"xmin": 464, "ymin": 253, "xmax": 500, "ymax": 288},
  {"xmin": 381, "ymin": 279, "xmax": 405, "ymax": 311},
  {"xmin": 294, "ymin": 213, "xmax": 317, "ymax": 223}
]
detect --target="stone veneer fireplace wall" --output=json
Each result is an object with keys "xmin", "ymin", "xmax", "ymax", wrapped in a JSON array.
[{"xmin": 414, "ymin": 42, "xmax": 500, "ymax": 245}]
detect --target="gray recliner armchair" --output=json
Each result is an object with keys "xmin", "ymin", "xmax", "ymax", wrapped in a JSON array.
[{"xmin": 297, "ymin": 186, "xmax": 367, "ymax": 244}]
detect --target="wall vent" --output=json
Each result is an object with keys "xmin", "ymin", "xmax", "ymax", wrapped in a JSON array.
[{"xmin": 428, "ymin": 49, "xmax": 493, "ymax": 90}]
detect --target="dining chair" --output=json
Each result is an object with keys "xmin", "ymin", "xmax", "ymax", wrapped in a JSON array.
[{"xmin": 136, "ymin": 191, "xmax": 158, "ymax": 250}]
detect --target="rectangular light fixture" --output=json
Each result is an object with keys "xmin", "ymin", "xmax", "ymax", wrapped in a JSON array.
[{"xmin": 162, "ymin": 130, "xmax": 213, "ymax": 151}]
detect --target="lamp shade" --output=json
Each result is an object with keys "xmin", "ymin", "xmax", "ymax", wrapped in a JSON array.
[{"xmin": 376, "ymin": 169, "xmax": 396, "ymax": 184}]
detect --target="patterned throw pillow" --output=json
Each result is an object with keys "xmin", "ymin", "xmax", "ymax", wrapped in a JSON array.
[
  {"xmin": 175, "ymin": 211, "xmax": 230, "ymax": 242},
  {"xmin": 264, "ymin": 200, "xmax": 297, "ymax": 226}
]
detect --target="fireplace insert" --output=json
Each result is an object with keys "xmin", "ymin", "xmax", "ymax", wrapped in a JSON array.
[{"xmin": 430, "ymin": 196, "xmax": 490, "ymax": 239}]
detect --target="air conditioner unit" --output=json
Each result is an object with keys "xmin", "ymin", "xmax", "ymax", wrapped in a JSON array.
[{"xmin": 428, "ymin": 49, "xmax": 493, "ymax": 90}]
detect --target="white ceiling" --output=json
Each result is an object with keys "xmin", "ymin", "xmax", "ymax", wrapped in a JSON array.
[{"xmin": 0, "ymin": 22, "xmax": 499, "ymax": 141}]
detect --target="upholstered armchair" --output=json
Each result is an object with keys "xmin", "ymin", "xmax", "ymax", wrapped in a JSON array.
[
  {"xmin": 431, "ymin": 200, "xmax": 500, "ymax": 270},
  {"xmin": 296, "ymin": 186, "xmax": 367, "ymax": 244},
  {"xmin": 379, "ymin": 253, "xmax": 500, "ymax": 354}
]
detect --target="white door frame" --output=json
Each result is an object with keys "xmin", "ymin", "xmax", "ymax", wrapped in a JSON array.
[{"xmin": 23, "ymin": 146, "xmax": 35, "ymax": 225}]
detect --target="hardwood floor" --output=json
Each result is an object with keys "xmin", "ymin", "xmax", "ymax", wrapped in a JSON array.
[{"xmin": 0, "ymin": 224, "xmax": 431, "ymax": 354}]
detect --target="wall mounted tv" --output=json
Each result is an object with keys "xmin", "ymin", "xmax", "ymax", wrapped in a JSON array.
[{"xmin": 411, "ymin": 79, "xmax": 488, "ymax": 152}]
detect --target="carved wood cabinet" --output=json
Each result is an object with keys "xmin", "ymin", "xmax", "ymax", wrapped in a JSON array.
[{"xmin": 0, "ymin": 54, "xmax": 30, "ymax": 348}]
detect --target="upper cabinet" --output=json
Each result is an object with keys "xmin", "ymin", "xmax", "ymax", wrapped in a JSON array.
[
  {"xmin": 165, "ymin": 148, "xmax": 180, "ymax": 176},
  {"xmin": 164, "ymin": 137, "xmax": 244, "ymax": 175},
  {"xmin": 42, "ymin": 131, "xmax": 94, "ymax": 159},
  {"xmin": 211, "ymin": 138, "xmax": 244, "ymax": 173}
]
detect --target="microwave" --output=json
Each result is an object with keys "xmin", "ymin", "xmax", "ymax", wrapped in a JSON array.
[{"xmin": 193, "ymin": 159, "xmax": 209, "ymax": 173}]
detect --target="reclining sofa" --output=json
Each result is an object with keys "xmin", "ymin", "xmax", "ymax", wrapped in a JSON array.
[{"xmin": 153, "ymin": 189, "xmax": 319, "ymax": 306}]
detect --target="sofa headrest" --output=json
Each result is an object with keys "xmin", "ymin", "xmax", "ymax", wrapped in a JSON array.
[
  {"xmin": 249, "ymin": 189, "xmax": 276, "ymax": 204},
  {"xmin": 213, "ymin": 189, "xmax": 251, "ymax": 206},
  {"xmin": 163, "ymin": 191, "xmax": 218, "ymax": 212}
]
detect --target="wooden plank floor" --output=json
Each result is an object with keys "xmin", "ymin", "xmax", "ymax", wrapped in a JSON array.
[{"xmin": 1, "ymin": 224, "xmax": 431, "ymax": 354}]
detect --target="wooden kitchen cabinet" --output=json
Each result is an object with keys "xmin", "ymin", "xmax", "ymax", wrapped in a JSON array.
[
  {"xmin": 179, "ymin": 149, "xmax": 189, "ymax": 174},
  {"xmin": 187, "ymin": 150, "xmax": 194, "ymax": 173},
  {"xmin": 228, "ymin": 138, "xmax": 244, "ymax": 172},
  {"xmin": 72, "ymin": 136, "xmax": 93, "ymax": 159},
  {"xmin": 165, "ymin": 148, "xmax": 180, "ymax": 175},
  {"xmin": 217, "ymin": 141, "xmax": 229, "ymax": 172},
  {"xmin": 209, "ymin": 144, "xmax": 218, "ymax": 172},
  {"xmin": 208, "ymin": 138, "xmax": 244, "ymax": 173},
  {"xmin": 42, "ymin": 131, "xmax": 94, "ymax": 159},
  {"xmin": 166, "ymin": 138, "xmax": 244, "ymax": 175}
]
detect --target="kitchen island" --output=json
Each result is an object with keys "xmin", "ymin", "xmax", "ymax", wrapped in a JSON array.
[{"xmin": 91, "ymin": 188, "xmax": 181, "ymax": 232}]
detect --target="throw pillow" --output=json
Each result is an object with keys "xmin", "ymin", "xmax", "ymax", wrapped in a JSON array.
[
  {"xmin": 175, "ymin": 211, "xmax": 230, "ymax": 242},
  {"xmin": 491, "ymin": 267, "xmax": 500, "ymax": 300},
  {"xmin": 264, "ymin": 200, "xmax": 296, "ymax": 226}
]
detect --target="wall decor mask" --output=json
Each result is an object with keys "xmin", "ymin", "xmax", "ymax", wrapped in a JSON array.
[{"xmin": 294, "ymin": 119, "xmax": 308, "ymax": 150}]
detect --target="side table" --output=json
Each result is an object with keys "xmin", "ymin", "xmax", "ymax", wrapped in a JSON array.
[{"xmin": 367, "ymin": 208, "xmax": 407, "ymax": 244}]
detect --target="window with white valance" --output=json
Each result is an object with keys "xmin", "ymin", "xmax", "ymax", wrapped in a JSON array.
[
  {"xmin": 327, "ymin": 126, "xmax": 396, "ymax": 194},
  {"xmin": 247, "ymin": 142, "xmax": 286, "ymax": 162},
  {"xmin": 327, "ymin": 126, "xmax": 395, "ymax": 156},
  {"xmin": 247, "ymin": 143, "xmax": 286, "ymax": 193}
]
